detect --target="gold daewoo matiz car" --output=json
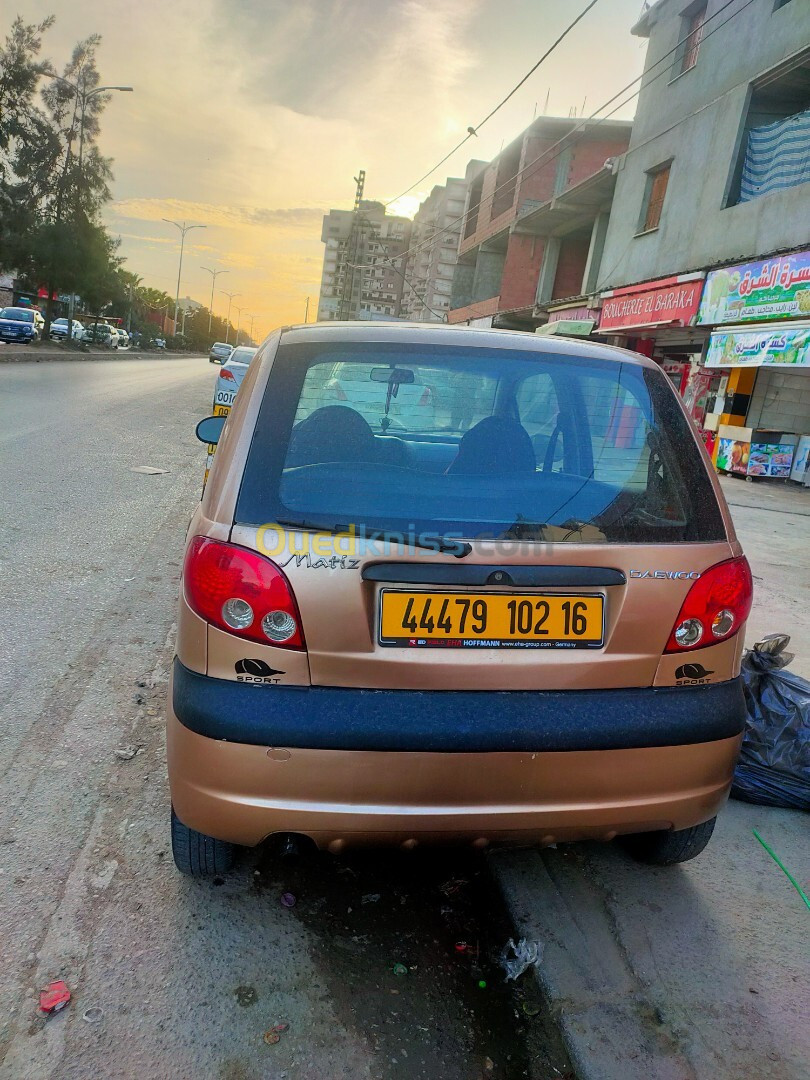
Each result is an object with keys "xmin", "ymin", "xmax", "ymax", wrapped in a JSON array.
[{"xmin": 168, "ymin": 322, "xmax": 752, "ymax": 875}]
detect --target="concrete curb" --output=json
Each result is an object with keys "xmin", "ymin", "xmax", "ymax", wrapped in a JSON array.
[
  {"xmin": 489, "ymin": 847, "xmax": 700, "ymax": 1080},
  {"xmin": 0, "ymin": 347, "xmax": 189, "ymax": 363}
]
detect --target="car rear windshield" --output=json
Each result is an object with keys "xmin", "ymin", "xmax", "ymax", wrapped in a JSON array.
[
  {"xmin": 229, "ymin": 347, "xmax": 257, "ymax": 364},
  {"xmin": 236, "ymin": 341, "xmax": 726, "ymax": 544},
  {"xmin": 0, "ymin": 308, "xmax": 33, "ymax": 322}
]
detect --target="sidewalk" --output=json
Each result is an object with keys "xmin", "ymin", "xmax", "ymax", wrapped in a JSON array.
[
  {"xmin": 720, "ymin": 475, "xmax": 810, "ymax": 678},
  {"xmin": 493, "ymin": 485, "xmax": 809, "ymax": 1080}
]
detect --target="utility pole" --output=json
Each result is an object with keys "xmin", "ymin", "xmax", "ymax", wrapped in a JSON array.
[
  {"xmin": 163, "ymin": 219, "xmax": 206, "ymax": 333},
  {"xmin": 201, "ymin": 266, "xmax": 228, "ymax": 334},
  {"xmin": 221, "ymin": 291, "xmax": 241, "ymax": 344},
  {"xmin": 234, "ymin": 304, "xmax": 245, "ymax": 345},
  {"xmin": 338, "ymin": 170, "xmax": 366, "ymax": 321},
  {"xmin": 247, "ymin": 313, "xmax": 259, "ymax": 342}
]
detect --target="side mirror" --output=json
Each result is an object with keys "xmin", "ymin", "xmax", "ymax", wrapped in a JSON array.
[{"xmin": 196, "ymin": 415, "xmax": 227, "ymax": 444}]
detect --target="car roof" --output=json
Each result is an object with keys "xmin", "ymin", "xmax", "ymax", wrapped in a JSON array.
[{"xmin": 275, "ymin": 321, "xmax": 657, "ymax": 370}]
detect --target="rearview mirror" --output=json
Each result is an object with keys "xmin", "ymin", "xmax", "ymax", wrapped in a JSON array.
[
  {"xmin": 370, "ymin": 366, "xmax": 415, "ymax": 384},
  {"xmin": 196, "ymin": 415, "xmax": 227, "ymax": 444}
]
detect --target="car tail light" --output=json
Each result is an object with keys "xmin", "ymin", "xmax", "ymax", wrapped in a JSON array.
[
  {"xmin": 183, "ymin": 537, "xmax": 304, "ymax": 649},
  {"xmin": 665, "ymin": 556, "xmax": 752, "ymax": 653},
  {"xmin": 219, "ymin": 368, "xmax": 236, "ymax": 381}
]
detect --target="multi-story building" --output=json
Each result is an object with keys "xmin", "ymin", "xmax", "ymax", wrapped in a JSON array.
[
  {"xmin": 593, "ymin": 0, "xmax": 810, "ymax": 448},
  {"xmin": 317, "ymin": 201, "xmax": 412, "ymax": 322},
  {"xmin": 401, "ymin": 166, "xmax": 485, "ymax": 322},
  {"xmin": 448, "ymin": 117, "xmax": 632, "ymax": 330}
]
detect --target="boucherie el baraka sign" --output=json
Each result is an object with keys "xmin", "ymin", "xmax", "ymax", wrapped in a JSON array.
[{"xmin": 598, "ymin": 273, "xmax": 704, "ymax": 333}]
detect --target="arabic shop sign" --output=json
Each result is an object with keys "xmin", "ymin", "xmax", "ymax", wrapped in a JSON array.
[
  {"xmin": 705, "ymin": 321, "xmax": 810, "ymax": 368},
  {"xmin": 698, "ymin": 249, "xmax": 810, "ymax": 325}
]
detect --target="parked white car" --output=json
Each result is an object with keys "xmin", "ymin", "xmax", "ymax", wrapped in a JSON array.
[
  {"xmin": 212, "ymin": 346, "xmax": 257, "ymax": 409},
  {"xmin": 49, "ymin": 318, "xmax": 85, "ymax": 342},
  {"xmin": 82, "ymin": 322, "xmax": 120, "ymax": 348},
  {"xmin": 205, "ymin": 346, "xmax": 258, "ymax": 480}
]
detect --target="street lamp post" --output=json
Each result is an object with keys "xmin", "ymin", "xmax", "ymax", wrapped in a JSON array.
[
  {"xmin": 220, "ymin": 291, "xmax": 241, "ymax": 344},
  {"xmin": 234, "ymin": 304, "xmax": 245, "ymax": 345},
  {"xmin": 38, "ymin": 72, "xmax": 133, "ymax": 340},
  {"xmin": 77, "ymin": 84, "xmax": 133, "ymax": 174},
  {"xmin": 201, "ymin": 266, "xmax": 228, "ymax": 334},
  {"xmin": 162, "ymin": 219, "xmax": 206, "ymax": 334},
  {"xmin": 247, "ymin": 314, "xmax": 261, "ymax": 342}
]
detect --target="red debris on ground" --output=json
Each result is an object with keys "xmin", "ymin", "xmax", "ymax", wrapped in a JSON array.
[{"xmin": 38, "ymin": 981, "xmax": 71, "ymax": 1017}]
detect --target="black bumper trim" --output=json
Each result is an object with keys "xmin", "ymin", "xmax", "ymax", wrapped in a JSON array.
[{"xmin": 172, "ymin": 659, "xmax": 746, "ymax": 753}]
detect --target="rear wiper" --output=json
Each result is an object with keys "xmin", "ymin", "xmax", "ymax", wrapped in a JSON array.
[
  {"xmin": 273, "ymin": 519, "xmax": 471, "ymax": 558},
  {"xmin": 336, "ymin": 523, "xmax": 472, "ymax": 559}
]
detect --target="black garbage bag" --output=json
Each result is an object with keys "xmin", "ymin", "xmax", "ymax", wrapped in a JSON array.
[{"xmin": 731, "ymin": 635, "xmax": 810, "ymax": 811}]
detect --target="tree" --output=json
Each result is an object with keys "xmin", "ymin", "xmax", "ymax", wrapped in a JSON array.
[
  {"xmin": 1, "ymin": 18, "xmax": 122, "ymax": 332},
  {"xmin": 0, "ymin": 16, "xmax": 57, "ymax": 262}
]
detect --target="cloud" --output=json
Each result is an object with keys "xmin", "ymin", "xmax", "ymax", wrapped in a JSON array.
[
  {"xmin": 109, "ymin": 198, "xmax": 325, "ymax": 230},
  {"xmin": 212, "ymin": 0, "xmax": 481, "ymax": 126}
]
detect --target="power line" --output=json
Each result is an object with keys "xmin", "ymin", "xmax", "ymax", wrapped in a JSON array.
[
  {"xmin": 390, "ymin": 0, "xmax": 754, "ymax": 272},
  {"xmin": 472, "ymin": 0, "xmax": 600, "ymax": 134},
  {"xmin": 384, "ymin": 0, "xmax": 602, "ymax": 208},
  {"xmin": 399, "ymin": 0, "xmax": 749, "ymax": 267}
]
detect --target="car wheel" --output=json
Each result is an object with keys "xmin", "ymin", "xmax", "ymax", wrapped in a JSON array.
[
  {"xmin": 170, "ymin": 807, "xmax": 235, "ymax": 876},
  {"xmin": 621, "ymin": 816, "xmax": 716, "ymax": 865}
]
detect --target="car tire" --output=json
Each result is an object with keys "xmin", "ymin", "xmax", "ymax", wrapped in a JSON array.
[
  {"xmin": 621, "ymin": 816, "xmax": 716, "ymax": 865},
  {"xmin": 171, "ymin": 807, "xmax": 236, "ymax": 876}
]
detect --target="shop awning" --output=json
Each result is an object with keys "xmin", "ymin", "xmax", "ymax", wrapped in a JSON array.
[
  {"xmin": 535, "ymin": 318, "xmax": 596, "ymax": 337},
  {"xmin": 598, "ymin": 274, "xmax": 704, "ymax": 333},
  {"xmin": 705, "ymin": 320, "xmax": 810, "ymax": 368}
]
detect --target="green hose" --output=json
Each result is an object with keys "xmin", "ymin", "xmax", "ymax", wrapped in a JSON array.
[{"xmin": 753, "ymin": 829, "xmax": 810, "ymax": 912}]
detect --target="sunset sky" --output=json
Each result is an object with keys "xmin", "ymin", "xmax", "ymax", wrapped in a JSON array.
[{"xmin": 29, "ymin": 0, "xmax": 648, "ymax": 342}]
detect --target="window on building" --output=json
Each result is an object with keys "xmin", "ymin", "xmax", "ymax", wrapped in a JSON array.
[
  {"xmin": 725, "ymin": 51, "xmax": 810, "ymax": 205},
  {"xmin": 492, "ymin": 139, "xmax": 522, "ymax": 218},
  {"xmin": 675, "ymin": 3, "xmax": 706, "ymax": 77},
  {"xmin": 639, "ymin": 162, "xmax": 671, "ymax": 232},
  {"xmin": 463, "ymin": 173, "xmax": 484, "ymax": 239}
]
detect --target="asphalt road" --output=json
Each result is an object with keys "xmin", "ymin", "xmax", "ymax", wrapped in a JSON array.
[{"xmin": 0, "ymin": 359, "xmax": 569, "ymax": 1080}]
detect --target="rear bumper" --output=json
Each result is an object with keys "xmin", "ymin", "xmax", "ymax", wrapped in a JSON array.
[
  {"xmin": 172, "ymin": 658, "xmax": 746, "ymax": 753},
  {"xmin": 168, "ymin": 660, "xmax": 745, "ymax": 848},
  {"xmin": 167, "ymin": 706, "xmax": 741, "ymax": 849}
]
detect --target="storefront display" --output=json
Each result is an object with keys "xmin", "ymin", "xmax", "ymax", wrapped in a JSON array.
[
  {"xmin": 790, "ymin": 436, "xmax": 810, "ymax": 485},
  {"xmin": 715, "ymin": 426, "xmax": 797, "ymax": 480}
]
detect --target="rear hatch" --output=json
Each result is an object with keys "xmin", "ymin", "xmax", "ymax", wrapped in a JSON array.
[{"xmin": 227, "ymin": 337, "xmax": 737, "ymax": 692}]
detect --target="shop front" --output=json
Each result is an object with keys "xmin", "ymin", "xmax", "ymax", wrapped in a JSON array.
[
  {"xmin": 597, "ymin": 273, "xmax": 707, "ymax": 394},
  {"xmin": 697, "ymin": 249, "xmax": 810, "ymax": 485},
  {"xmin": 704, "ymin": 319, "xmax": 810, "ymax": 484}
]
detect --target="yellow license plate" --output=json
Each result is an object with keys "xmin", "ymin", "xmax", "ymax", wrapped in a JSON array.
[
  {"xmin": 208, "ymin": 404, "xmax": 230, "ymax": 454},
  {"xmin": 379, "ymin": 590, "xmax": 604, "ymax": 649}
]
